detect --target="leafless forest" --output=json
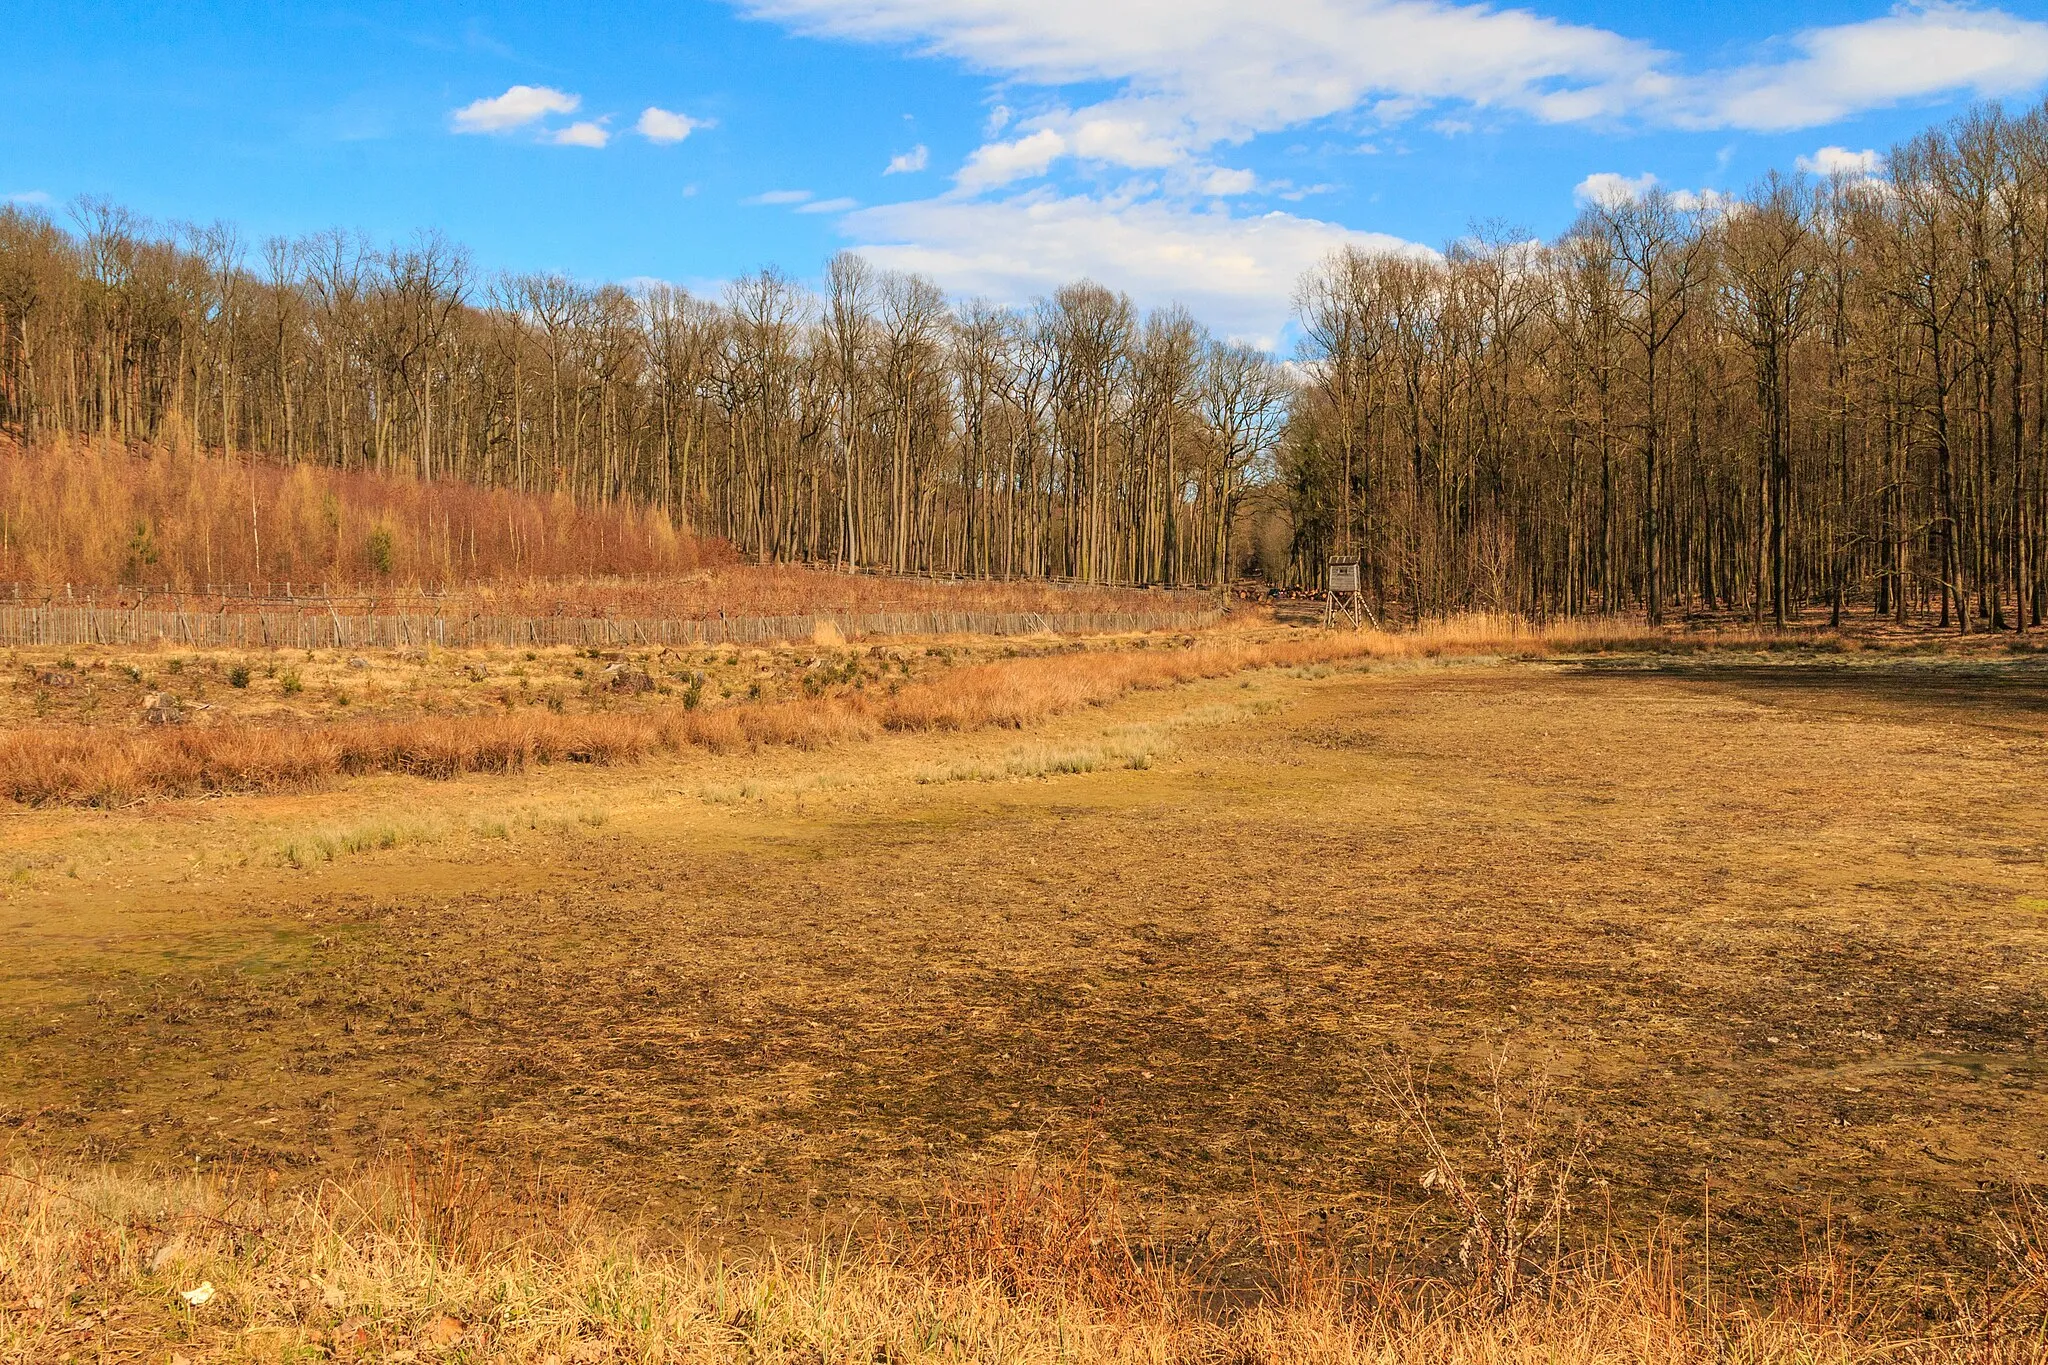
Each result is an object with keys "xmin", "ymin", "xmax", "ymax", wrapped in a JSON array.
[{"xmin": 2, "ymin": 104, "xmax": 2046, "ymax": 624}]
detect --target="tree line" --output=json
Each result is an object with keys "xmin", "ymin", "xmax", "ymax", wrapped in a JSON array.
[
  {"xmin": 3, "ymin": 98, "xmax": 2046, "ymax": 625},
  {"xmin": 1286, "ymin": 103, "xmax": 2048, "ymax": 630},
  {"xmin": 0, "ymin": 208, "xmax": 1284, "ymax": 587}
]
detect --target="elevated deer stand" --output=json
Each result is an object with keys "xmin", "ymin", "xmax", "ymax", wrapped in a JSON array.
[{"xmin": 1323, "ymin": 559, "xmax": 1375, "ymax": 630}]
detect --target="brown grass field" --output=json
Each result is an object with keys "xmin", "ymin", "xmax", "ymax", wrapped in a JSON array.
[
  {"xmin": 0, "ymin": 436, "xmax": 710, "ymax": 588},
  {"xmin": 3, "ymin": 621, "xmax": 2048, "ymax": 1359},
  {"xmin": 0, "ymin": 436, "xmax": 1204, "ymax": 620},
  {"xmin": 0, "ymin": 617, "xmax": 1688, "ymax": 805},
  {"xmin": 27, "ymin": 569, "xmax": 1210, "ymax": 621}
]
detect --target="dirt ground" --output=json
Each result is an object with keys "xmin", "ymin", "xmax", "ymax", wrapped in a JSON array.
[
  {"xmin": 5, "ymin": 636, "xmax": 1014, "ymax": 730},
  {"xmin": 3, "ymin": 648, "xmax": 2045, "ymax": 1290}
]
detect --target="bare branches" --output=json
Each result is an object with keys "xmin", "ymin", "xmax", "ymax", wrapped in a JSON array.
[
  {"xmin": 1, "ymin": 97, "xmax": 2045, "ymax": 610},
  {"xmin": 1284, "ymin": 99, "xmax": 2048, "ymax": 628},
  {"xmin": 1370, "ymin": 1049, "xmax": 1587, "ymax": 1312}
]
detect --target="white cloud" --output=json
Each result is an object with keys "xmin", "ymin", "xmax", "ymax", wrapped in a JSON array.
[
  {"xmin": 1574, "ymin": 171, "xmax": 1731, "ymax": 214},
  {"xmin": 747, "ymin": 189, "xmax": 815, "ymax": 204},
  {"xmin": 957, "ymin": 129, "xmax": 1069, "ymax": 189},
  {"xmin": 551, "ymin": 120, "xmax": 611, "ymax": 148},
  {"xmin": 1796, "ymin": 145, "xmax": 1885, "ymax": 178},
  {"xmin": 452, "ymin": 84, "xmax": 580, "ymax": 133},
  {"xmin": 638, "ymin": 107, "xmax": 708, "ymax": 143},
  {"xmin": 799, "ymin": 196, "xmax": 861, "ymax": 212},
  {"xmin": 1575, "ymin": 171, "xmax": 1659, "ymax": 207},
  {"xmin": 1067, "ymin": 116, "xmax": 1185, "ymax": 168},
  {"xmin": 1370, "ymin": 96, "xmax": 1430, "ymax": 126},
  {"xmin": 885, "ymin": 143, "xmax": 930, "ymax": 174},
  {"xmin": 1667, "ymin": 187, "xmax": 1734, "ymax": 213},
  {"xmin": 1688, "ymin": 6, "xmax": 2048, "ymax": 131},
  {"xmin": 1200, "ymin": 167, "xmax": 1257, "ymax": 196},
  {"xmin": 842, "ymin": 191, "xmax": 1429, "ymax": 344},
  {"xmin": 742, "ymin": 0, "xmax": 1661, "ymax": 149},
  {"xmin": 737, "ymin": 0, "xmax": 2048, "ymax": 190},
  {"xmin": 4, "ymin": 190, "xmax": 51, "ymax": 206},
  {"xmin": 729, "ymin": 0, "xmax": 2048, "ymax": 347},
  {"xmin": 956, "ymin": 122, "xmax": 1183, "ymax": 189}
]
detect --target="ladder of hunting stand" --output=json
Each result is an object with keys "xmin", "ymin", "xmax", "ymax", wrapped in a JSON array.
[{"xmin": 1323, "ymin": 559, "xmax": 1377, "ymax": 630}]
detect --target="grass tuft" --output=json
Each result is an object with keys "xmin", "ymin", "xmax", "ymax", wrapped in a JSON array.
[
  {"xmin": 4, "ymin": 1156, "xmax": 2045, "ymax": 1362},
  {"xmin": 0, "ymin": 615, "xmax": 1890, "ymax": 807}
]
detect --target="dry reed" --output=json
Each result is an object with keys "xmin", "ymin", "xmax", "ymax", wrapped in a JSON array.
[
  {"xmin": 0, "ymin": 616, "xmax": 1784, "ymax": 807},
  {"xmin": 4, "ymin": 1158, "xmax": 2044, "ymax": 1363},
  {"xmin": 0, "ymin": 435, "xmax": 711, "ymax": 588},
  {"xmin": 0, "ymin": 699, "xmax": 877, "ymax": 806},
  {"xmin": 0, "ymin": 436, "xmax": 1200, "ymax": 618}
]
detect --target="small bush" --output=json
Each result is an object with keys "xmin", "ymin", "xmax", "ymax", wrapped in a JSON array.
[
  {"xmin": 364, "ymin": 524, "xmax": 396, "ymax": 576},
  {"xmin": 227, "ymin": 665, "xmax": 251, "ymax": 689}
]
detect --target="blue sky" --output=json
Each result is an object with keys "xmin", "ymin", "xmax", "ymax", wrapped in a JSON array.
[{"xmin": 6, "ymin": 0, "xmax": 2048, "ymax": 342}]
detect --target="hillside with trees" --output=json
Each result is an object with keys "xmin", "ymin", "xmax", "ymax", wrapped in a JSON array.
[
  {"xmin": 1, "ymin": 102, "xmax": 2044, "ymax": 626},
  {"xmin": 1285, "ymin": 107, "xmax": 2047, "ymax": 631}
]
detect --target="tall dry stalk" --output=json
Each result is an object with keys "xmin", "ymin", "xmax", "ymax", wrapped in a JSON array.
[
  {"xmin": 1370, "ymin": 1049, "xmax": 1587, "ymax": 1312},
  {"xmin": 0, "ymin": 435, "xmax": 711, "ymax": 588},
  {"xmin": 0, "ymin": 616, "xmax": 1849, "ymax": 806},
  {"xmin": 5, "ymin": 1155, "xmax": 2042, "ymax": 1362}
]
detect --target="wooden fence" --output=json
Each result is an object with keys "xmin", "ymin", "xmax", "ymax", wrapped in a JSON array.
[{"xmin": 0, "ymin": 605, "xmax": 1222, "ymax": 651}]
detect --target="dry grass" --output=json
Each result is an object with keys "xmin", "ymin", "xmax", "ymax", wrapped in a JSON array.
[
  {"xmin": 329, "ymin": 566, "xmax": 1207, "ymax": 620},
  {"xmin": 5, "ymin": 1156, "xmax": 2047, "ymax": 1363},
  {"xmin": 5, "ymin": 650, "xmax": 2048, "ymax": 1353},
  {"xmin": 0, "ymin": 613, "xmax": 1979, "ymax": 806},
  {"xmin": 2, "ymin": 638, "xmax": 956, "ymax": 732},
  {"xmin": 0, "ymin": 697, "xmax": 878, "ymax": 806},
  {"xmin": 0, "ymin": 435, "xmax": 712, "ymax": 588},
  {"xmin": 22, "ymin": 566, "xmax": 1210, "ymax": 622},
  {"xmin": 0, "ymin": 620, "xmax": 1613, "ymax": 806},
  {"xmin": 0, "ymin": 435, "xmax": 1200, "ymax": 618},
  {"xmin": 849, "ymin": 615, "xmax": 1680, "ymax": 735}
]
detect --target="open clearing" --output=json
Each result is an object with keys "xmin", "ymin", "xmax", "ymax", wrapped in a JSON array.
[{"xmin": 4, "ymin": 646, "xmax": 2046, "ymax": 1291}]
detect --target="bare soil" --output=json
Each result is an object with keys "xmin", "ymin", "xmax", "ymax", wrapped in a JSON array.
[
  {"xmin": 4, "ymin": 638, "xmax": 1009, "ymax": 730},
  {"xmin": 3, "ymin": 650, "xmax": 2045, "ymax": 1292}
]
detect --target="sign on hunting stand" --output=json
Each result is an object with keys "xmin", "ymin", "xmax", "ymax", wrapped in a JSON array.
[{"xmin": 1324, "ymin": 559, "xmax": 1375, "ymax": 630}]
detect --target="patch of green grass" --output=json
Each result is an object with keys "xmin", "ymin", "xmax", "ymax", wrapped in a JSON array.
[
  {"xmin": 278, "ymin": 820, "xmax": 438, "ymax": 868},
  {"xmin": 1007, "ymin": 746, "xmax": 1104, "ymax": 776},
  {"xmin": 915, "ymin": 760, "xmax": 1003, "ymax": 784}
]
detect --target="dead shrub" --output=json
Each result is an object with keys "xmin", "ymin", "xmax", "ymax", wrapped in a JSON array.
[
  {"xmin": 3, "ymin": 1156, "xmax": 2046, "ymax": 1362},
  {"xmin": 0, "ymin": 434, "xmax": 710, "ymax": 588},
  {"xmin": 920, "ymin": 1160, "xmax": 1173, "ymax": 1321},
  {"xmin": 1371, "ymin": 1048, "xmax": 1587, "ymax": 1312},
  {"xmin": 0, "ymin": 617, "xmax": 1772, "ymax": 806}
]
